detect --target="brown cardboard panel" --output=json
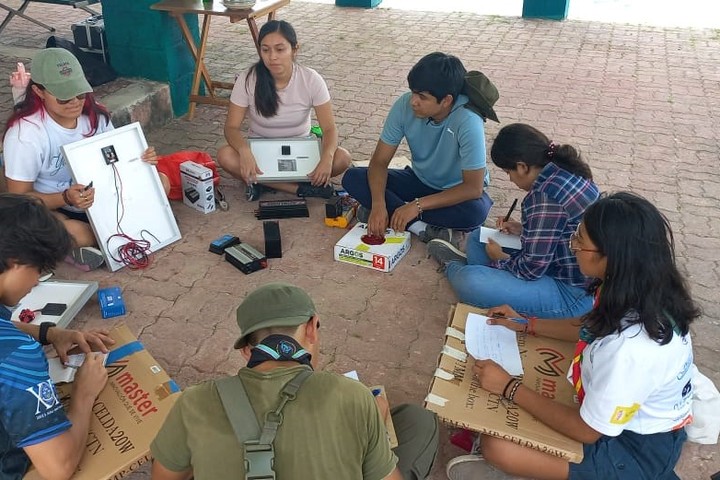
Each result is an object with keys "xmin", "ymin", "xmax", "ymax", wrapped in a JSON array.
[
  {"xmin": 425, "ymin": 303, "xmax": 584, "ymax": 462},
  {"xmin": 25, "ymin": 325, "xmax": 180, "ymax": 480}
]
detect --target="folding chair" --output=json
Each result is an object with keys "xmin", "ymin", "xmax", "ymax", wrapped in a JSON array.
[{"xmin": 0, "ymin": 0, "xmax": 100, "ymax": 35}]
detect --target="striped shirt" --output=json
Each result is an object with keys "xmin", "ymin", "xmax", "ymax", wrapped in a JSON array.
[
  {"xmin": 493, "ymin": 162, "xmax": 600, "ymax": 286},
  {"xmin": 0, "ymin": 307, "xmax": 71, "ymax": 479}
]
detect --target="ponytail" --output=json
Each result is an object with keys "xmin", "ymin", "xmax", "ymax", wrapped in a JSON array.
[
  {"xmin": 248, "ymin": 61, "xmax": 279, "ymax": 118},
  {"xmin": 491, "ymin": 123, "xmax": 593, "ymax": 180}
]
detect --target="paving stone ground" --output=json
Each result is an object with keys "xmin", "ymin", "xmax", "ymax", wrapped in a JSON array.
[{"xmin": 1, "ymin": 1, "xmax": 719, "ymax": 478}]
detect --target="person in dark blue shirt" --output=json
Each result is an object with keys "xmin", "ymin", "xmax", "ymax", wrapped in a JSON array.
[{"xmin": 0, "ymin": 193, "xmax": 113, "ymax": 480}]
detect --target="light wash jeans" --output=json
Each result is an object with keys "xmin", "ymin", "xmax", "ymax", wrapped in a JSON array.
[{"xmin": 445, "ymin": 228, "xmax": 593, "ymax": 318}]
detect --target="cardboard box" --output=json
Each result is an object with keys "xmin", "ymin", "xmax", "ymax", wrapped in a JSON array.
[
  {"xmin": 24, "ymin": 325, "xmax": 181, "ymax": 480},
  {"xmin": 180, "ymin": 161, "xmax": 215, "ymax": 214},
  {"xmin": 333, "ymin": 223, "xmax": 410, "ymax": 272},
  {"xmin": 424, "ymin": 303, "xmax": 583, "ymax": 462}
]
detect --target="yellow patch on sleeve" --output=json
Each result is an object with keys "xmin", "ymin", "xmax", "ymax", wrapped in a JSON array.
[{"xmin": 609, "ymin": 403, "xmax": 641, "ymax": 425}]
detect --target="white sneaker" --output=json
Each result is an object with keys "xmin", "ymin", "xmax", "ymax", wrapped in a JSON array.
[{"xmin": 446, "ymin": 454, "xmax": 485, "ymax": 480}]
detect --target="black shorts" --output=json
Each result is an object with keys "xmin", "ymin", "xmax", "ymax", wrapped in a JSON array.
[{"xmin": 57, "ymin": 207, "xmax": 90, "ymax": 223}]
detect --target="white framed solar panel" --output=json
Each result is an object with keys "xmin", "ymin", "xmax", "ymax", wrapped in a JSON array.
[
  {"xmin": 61, "ymin": 122, "xmax": 181, "ymax": 272},
  {"xmin": 249, "ymin": 136, "xmax": 322, "ymax": 182}
]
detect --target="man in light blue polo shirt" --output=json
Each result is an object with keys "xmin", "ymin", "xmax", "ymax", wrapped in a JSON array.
[{"xmin": 342, "ymin": 52, "xmax": 497, "ymax": 245}]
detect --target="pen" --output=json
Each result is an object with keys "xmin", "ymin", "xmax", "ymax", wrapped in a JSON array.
[
  {"xmin": 503, "ymin": 198, "xmax": 518, "ymax": 223},
  {"xmin": 491, "ymin": 313, "xmax": 527, "ymax": 324},
  {"xmin": 83, "ymin": 181, "xmax": 93, "ymax": 191}
]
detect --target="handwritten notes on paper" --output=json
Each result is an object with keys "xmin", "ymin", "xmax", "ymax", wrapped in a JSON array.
[
  {"xmin": 479, "ymin": 227, "xmax": 521, "ymax": 250},
  {"xmin": 465, "ymin": 312, "xmax": 524, "ymax": 376}
]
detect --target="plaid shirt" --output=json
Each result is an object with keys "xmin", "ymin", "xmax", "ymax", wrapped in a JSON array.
[{"xmin": 493, "ymin": 162, "xmax": 600, "ymax": 286}]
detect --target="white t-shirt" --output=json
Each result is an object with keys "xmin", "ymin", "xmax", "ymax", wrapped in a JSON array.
[
  {"xmin": 230, "ymin": 63, "xmax": 331, "ymax": 138},
  {"xmin": 569, "ymin": 317, "xmax": 694, "ymax": 437},
  {"xmin": 3, "ymin": 111, "xmax": 113, "ymax": 198}
]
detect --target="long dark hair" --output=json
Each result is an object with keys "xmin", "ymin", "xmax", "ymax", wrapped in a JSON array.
[
  {"xmin": 582, "ymin": 192, "xmax": 700, "ymax": 343},
  {"xmin": 0, "ymin": 193, "xmax": 72, "ymax": 274},
  {"xmin": 3, "ymin": 81, "xmax": 110, "ymax": 138},
  {"xmin": 491, "ymin": 123, "xmax": 592, "ymax": 180},
  {"xmin": 247, "ymin": 20, "xmax": 298, "ymax": 118}
]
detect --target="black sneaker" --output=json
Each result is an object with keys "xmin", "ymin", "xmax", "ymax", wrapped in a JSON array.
[
  {"xmin": 427, "ymin": 239, "xmax": 467, "ymax": 273},
  {"xmin": 246, "ymin": 183, "xmax": 265, "ymax": 201},
  {"xmin": 297, "ymin": 184, "xmax": 335, "ymax": 199}
]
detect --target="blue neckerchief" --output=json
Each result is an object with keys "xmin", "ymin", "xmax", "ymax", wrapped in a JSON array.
[
  {"xmin": 247, "ymin": 334, "xmax": 313, "ymax": 369},
  {"xmin": 0, "ymin": 304, "xmax": 12, "ymax": 321}
]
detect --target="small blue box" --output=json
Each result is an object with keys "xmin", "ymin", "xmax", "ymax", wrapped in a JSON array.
[{"xmin": 98, "ymin": 287, "xmax": 126, "ymax": 319}]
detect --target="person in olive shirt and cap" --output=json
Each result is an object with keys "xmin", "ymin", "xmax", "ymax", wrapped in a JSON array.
[{"xmin": 151, "ymin": 282, "xmax": 439, "ymax": 480}]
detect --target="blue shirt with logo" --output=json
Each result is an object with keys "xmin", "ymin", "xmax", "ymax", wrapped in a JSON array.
[
  {"xmin": 380, "ymin": 92, "xmax": 490, "ymax": 190},
  {"xmin": 0, "ymin": 305, "xmax": 71, "ymax": 479}
]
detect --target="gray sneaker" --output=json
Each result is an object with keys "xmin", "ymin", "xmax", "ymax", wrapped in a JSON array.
[
  {"xmin": 357, "ymin": 205, "xmax": 370, "ymax": 223},
  {"xmin": 420, "ymin": 224, "xmax": 459, "ymax": 246},
  {"xmin": 65, "ymin": 246, "xmax": 105, "ymax": 272},
  {"xmin": 427, "ymin": 239, "xmax": 467, "ymax": 272},
  {"xmin": 446, "ymin": 454, "xmax": 485, "ymax": 480}
]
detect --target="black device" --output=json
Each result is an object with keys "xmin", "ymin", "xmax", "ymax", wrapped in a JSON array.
[
  {"xmin": 101, "ymin": 145, "xmax": 119, "ymax": 165},
  {"xmin": 41, "ymin": 303, "xmax": 67, "ymax": 316},
  {"xmin": 255, "ymin": 199, "xmax": 309, "ymax": 220},
  {"xmin": 281, "ymin": 145, "xmax": 291, "ymax": 155},
  {"xmin": 225, "ymin": 243, "xmax": 268, "ymax": 274},
  {"xmin": 184, "ymin": 187, "xmax": 200, "ymax": 203},
  {"xmin": 209, "ymin": 234, "xmax": 241, "ymax": 255},
  {"xmin": 711, "ymin": 471, "xmax": 720, "ymax": 480},
  {"xmin": 263, "ymin": 221, "xmax": 282, "ymax": 259},
  {"xmin": 325, "ymin": 196, "xmax": 343, "ymax": 218}
]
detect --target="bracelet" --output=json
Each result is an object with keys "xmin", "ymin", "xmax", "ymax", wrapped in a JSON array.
[
  {"xmin": 414, "ymin": 197, "xmax": 423, "ymax": 214},
  {"xmin": 507, "ymin": 379, "xmax": 522, "ymax": 403},
  {"xmin": 502, "ymin": 378, "xmax": 517, "ymax": 399},
  {"xmin": 38, "ymin": 322, "xmax": 56, "ymax": 346},
  {"xmin": 61, "ymin": 189, "xmax": 72, "ymax": 206}
]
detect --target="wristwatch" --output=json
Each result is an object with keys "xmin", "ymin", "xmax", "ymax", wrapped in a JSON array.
[{"xmin": 39, "ymin": 322, "xmax": 56, "ymax": 346}]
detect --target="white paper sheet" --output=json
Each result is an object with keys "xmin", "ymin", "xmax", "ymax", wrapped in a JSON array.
[
  {"xmin": 465, "ymin": 312, "xmax": 524, "ymax": 376},
  {"xmin": 479, "ymin": 227, "xmax": 522, "ymax": 250},
  {"xmin": 47, "ymin": 353, "xmax": 108, "ymax": 384}
]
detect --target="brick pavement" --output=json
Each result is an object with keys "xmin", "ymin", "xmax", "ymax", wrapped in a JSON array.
[{"xmin": 2, "ymin": 1, "xmax": 720, "ymax": 478}]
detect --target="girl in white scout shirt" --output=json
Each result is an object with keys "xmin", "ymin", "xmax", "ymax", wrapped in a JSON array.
[{"xmin": 447, "ymin": 191, "xmax": 699, "ymax": 480}]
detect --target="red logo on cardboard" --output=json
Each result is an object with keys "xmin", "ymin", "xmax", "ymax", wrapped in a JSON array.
[
  {"xmin": 115, "ymin": 371, "xmax": 159, "ymax": 417},
  {"xmin": 533, "ymin": 348, "xmax": 566, "ymax": 377}
]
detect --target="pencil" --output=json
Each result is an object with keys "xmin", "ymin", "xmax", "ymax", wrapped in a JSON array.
[{"xmin": 503, "ymin": 198, "xmax": 518, "ymax": 223}]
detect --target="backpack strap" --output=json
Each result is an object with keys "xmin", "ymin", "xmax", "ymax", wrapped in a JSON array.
[{"xmin": 215, "ymin": 366, "xmax": 313, "ymax": 480}]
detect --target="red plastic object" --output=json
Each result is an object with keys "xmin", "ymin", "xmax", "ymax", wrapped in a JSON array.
[
  {"xmin": 449, "ymin": 429, "xmax": 476, "ymax": 453},
  {"xmin": 19, "ymin": 308, "xmax": 36, "ymax": 323},
  {"xmin": 361, "ymin": 234, "xmax": 385, "ymax": 245},
  {"xmin": 157, "ymin": 151, "xmax": 220, "ymax": 201}
]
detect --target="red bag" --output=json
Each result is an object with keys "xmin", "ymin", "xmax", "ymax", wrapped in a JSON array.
[{"xmin": 157, "ymin": 151, "xmax": 220, "ymax": 201}]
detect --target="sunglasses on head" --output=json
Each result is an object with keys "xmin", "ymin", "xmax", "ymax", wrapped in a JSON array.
[{"xmin": 55, "ymin": 93, "xmax": 87, "ymax": 105}]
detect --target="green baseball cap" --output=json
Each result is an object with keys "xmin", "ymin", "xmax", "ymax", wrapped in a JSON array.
[
  {"xmin": 234, "ymin": 283, "xmax": 316, "ymax": 349},
  {"xmin": 31, "ymin": 48, "xmax": 92, "ymax": 101}
]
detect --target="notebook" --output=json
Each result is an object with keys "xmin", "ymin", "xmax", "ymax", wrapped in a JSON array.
[{"xmin": 249, "ymin": 137, "xmax": 322, "ymax": 182}]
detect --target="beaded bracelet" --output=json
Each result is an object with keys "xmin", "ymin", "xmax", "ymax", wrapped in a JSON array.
[
  {"xmin": 502, "ymin": 378, "xmax": 516, "ymax": 399},
  {"xmin": 61, "ymin": 189, "xmax": 72, "ymax": 206},
  {"xmin": 507, "ymin": 379, "xmax": 522, "ymax": 403},
  {"xmin": 414, "ymin": 197, "xmax": 423, "ymax": 214}
]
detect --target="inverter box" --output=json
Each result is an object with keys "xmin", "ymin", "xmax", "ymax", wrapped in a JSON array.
[
  {"xmin": 180, "ymin": 160, "xmax": 215, "ymax": 214},
  {"xmin": 24, "ymin": 325, "xmax": 181, "ymax": 480},
  {"xmin": 333, "ymin": 223, "xmax": 410, "ymax": 272}
]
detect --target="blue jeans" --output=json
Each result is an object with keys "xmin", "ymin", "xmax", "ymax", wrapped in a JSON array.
[
  {"xmin": 341, "ymin": 166, "xmax": 492, "ymax": 230},
  {"xmin": 445, "ymin": 228, "xmax": 593, "ymax": 318}
]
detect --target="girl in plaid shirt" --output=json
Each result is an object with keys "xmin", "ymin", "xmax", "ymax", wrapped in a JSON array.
[{"xmin": 429, "ymin": 123, "xmax": 599, "ymax": 318}]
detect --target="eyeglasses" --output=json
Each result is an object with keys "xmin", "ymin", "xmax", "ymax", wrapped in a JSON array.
[
  {"xmin": 569, "ymin": 225, "xmax": 600, "ymax": 253},
  {"xmin": 55, "ymin": 93, "xmax": 87, "ymax": 105}
]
